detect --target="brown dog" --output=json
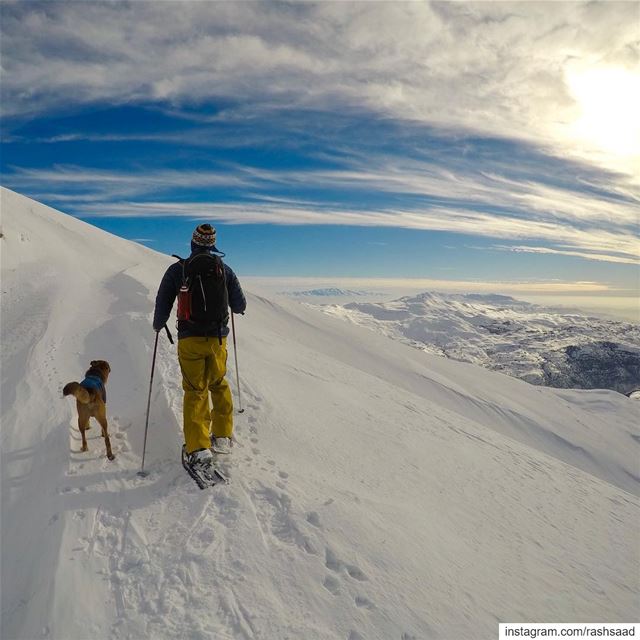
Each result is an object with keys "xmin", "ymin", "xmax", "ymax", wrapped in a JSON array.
[{"xmin": 63, "ymin": 360, "xmax": 114, "ymax": 461}]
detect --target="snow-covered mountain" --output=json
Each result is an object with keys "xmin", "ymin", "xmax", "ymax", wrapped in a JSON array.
[
  {"xmin": 1, "ymin": 187, "xmax": 638, "ymax": 640},
  {"xmin": 286, "ymin": 288, "xmax": 373, "ymax": 297},
  {"xmin": 320, "ymin": 292, "xmax": 640, "ymax": 394}
]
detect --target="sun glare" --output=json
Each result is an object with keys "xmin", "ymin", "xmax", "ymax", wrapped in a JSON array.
[{"xmin": 567, "ymin": 67, "xmax": 640, "ymax": 165}]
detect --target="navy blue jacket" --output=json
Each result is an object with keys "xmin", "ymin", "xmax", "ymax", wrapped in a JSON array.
[{"xmin": 153, "ymin": 251, "xmax": 246, "ymax": 339}]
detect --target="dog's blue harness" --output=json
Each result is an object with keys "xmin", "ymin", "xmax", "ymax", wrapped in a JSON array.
[{"xmin": 80, "ymin": 375, "xmax": 106, "ymax": 403}]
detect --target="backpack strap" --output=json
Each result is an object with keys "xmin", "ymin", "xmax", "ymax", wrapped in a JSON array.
[{"xmin": 172, "ymin": 254, "xmax": 188, "ymax": 286}]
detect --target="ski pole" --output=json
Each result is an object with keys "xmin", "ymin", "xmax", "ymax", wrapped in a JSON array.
[
  {"xmin": 231, "ymin": 313, "xmax": 244, "ymax": 413},
  {"xmin": 138, "ymin": 326, "xmax": 171, "ymax": 477}
]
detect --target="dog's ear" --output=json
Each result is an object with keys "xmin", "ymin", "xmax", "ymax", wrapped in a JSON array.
[{"xmin": 90, "ymin": 360, "xmax": 98, "ymax": 367}]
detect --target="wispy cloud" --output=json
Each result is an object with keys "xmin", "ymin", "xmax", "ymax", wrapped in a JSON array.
[
  {"xmin": 1, "ymin": 1, "xmax": 638, "ymax": 277},
  {"xmin": 275, "ymin": 159, "xmax": 639, "ymax": 230},
  {"xmin": 2, "ymin": 2, "xmax": 638, "ymax": 176},
  {"xmin": 5, "ymin": 165, "xmax": 251, "ymax": 202},
  {"xmin": 493, "ymin": 245, "xmax": 638, "ymax": 266},
  {"xmin": 5, "ymin": 128, "xmax": 285, "ymax": 150},
  {"xmin": 56, "ymin": 197, "xmax": 637, "ymax": 266},
  {"xmin": 6, "ymin": 156, "xmax": 638, "ymax": 265}
]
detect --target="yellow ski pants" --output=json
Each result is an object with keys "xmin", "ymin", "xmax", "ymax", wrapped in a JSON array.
[{"xmin": 178, "ymin": 336, "xmax": 234, "ymax": 454}]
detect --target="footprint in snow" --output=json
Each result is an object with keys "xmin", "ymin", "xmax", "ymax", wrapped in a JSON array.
[
  {"xmin": 323, "ymin": 575, "xmax": 341, "ymax": 595},
  {"xmin": 253, "ymin": 485, "xmax": 318, "ymax": 555},
  {"xmin": 355, "ymin": 595, "xmax": 375, "ymax": 609},
  {"xmin": 346, "ymin": 565, "xmax": 368, "ymax": 581},
  {"xmin": 325, "ymin": 547, "xmax": 368, "ymax": 581},
  {"xmin": 306, "ymin": 511, "xmax": 321, "ymax": 527}
]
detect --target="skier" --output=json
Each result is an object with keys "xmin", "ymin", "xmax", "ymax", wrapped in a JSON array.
[{"xmin": 153, "ymin": 223, "xmax": 246, "ymax": 472}]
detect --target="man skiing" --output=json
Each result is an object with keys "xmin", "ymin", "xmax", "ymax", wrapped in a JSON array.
[{"xmin": 153, "ymin": 223, "xmax": 246, "ymax": 472}]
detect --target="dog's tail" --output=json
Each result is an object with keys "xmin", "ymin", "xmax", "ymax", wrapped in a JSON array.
[{"xmin": 63, "ymin": 382, "xmax": 91, "ymax": 404}]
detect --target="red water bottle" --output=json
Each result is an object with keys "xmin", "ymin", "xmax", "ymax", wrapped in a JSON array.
[{"xmin": 177, "ymin": 285, "xmax": 191, "ymax": 321}]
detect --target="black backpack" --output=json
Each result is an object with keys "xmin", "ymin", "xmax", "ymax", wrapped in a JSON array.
[{"xmin": 174, "ymin": 253, "xmax": 229, "ymax": 336}]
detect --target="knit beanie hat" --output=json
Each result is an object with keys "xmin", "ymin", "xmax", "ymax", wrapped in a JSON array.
[{"xmin": 191, "ymin": 223, "xmax": 216, "ymax": 248}]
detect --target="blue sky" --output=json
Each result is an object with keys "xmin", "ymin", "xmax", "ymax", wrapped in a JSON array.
[{"xmin": 1, "ymin": 1, "xmax": 638, "ymax": 301}]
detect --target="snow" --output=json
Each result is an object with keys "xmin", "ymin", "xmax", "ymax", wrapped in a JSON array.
[
  {"xmin": 317, "ymin": 292, "xmax": 640, "ymax": 393},
  {"xmin": 1, "ymin": 187, "xmax": 638, "ymax": 640}
]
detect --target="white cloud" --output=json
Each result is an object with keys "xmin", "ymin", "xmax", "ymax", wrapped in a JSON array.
[
  {"xmin": 3, "ymin": 3, "xmax": 637, "ymax": 269},
  {"xmin": 7, "ymin": 161, "xmax": 638, "ymax": 265},
  {"xmin": 67, "ymin": 197, "xmax": 639, "ymax": 266},
  {"xmin": 6, "ymin": 165, "xmax": 251, "ymax": 202},
  {"xmin": 493, "ymin": 245, "xmax": 638, "ymax": 266},
  {"xmin": 2, "ymin": 2, "xmax": 638, "ymax": 176},
  {"xmin": 277, "ymin": 159, "xmax": 639, "ymax": 229},
  {"xmin": 6, "ymin": 156, "xmax": 637, "ymax": 266}
]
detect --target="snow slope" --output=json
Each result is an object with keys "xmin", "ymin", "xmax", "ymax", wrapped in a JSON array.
[{"xmin": 1, "ymin": 187, "xmax": 638, "ymax": 640}]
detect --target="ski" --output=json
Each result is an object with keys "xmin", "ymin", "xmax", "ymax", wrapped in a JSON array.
[{"xmin": 181, "ymin": 446, "xmax": 228, "ymax": 490}]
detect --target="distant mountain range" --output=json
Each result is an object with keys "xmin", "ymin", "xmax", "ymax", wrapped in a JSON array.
[
  {"xmin": 321, "ymin": 292, "xmax": 640, "ymax": 395},
  {"xmin": 286, "ymin": 288, "xmax": 373, "ymax": 297}
]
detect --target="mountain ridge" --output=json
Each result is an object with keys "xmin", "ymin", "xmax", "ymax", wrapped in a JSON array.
[{"xmin": 314, "ymin": 291, "xmax": 640, "ymax": 394}]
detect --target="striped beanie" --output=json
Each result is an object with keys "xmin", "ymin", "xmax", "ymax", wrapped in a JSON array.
[{"xmin": 192, "ymin": 223, "xmax": 216, "ymax": 248}]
